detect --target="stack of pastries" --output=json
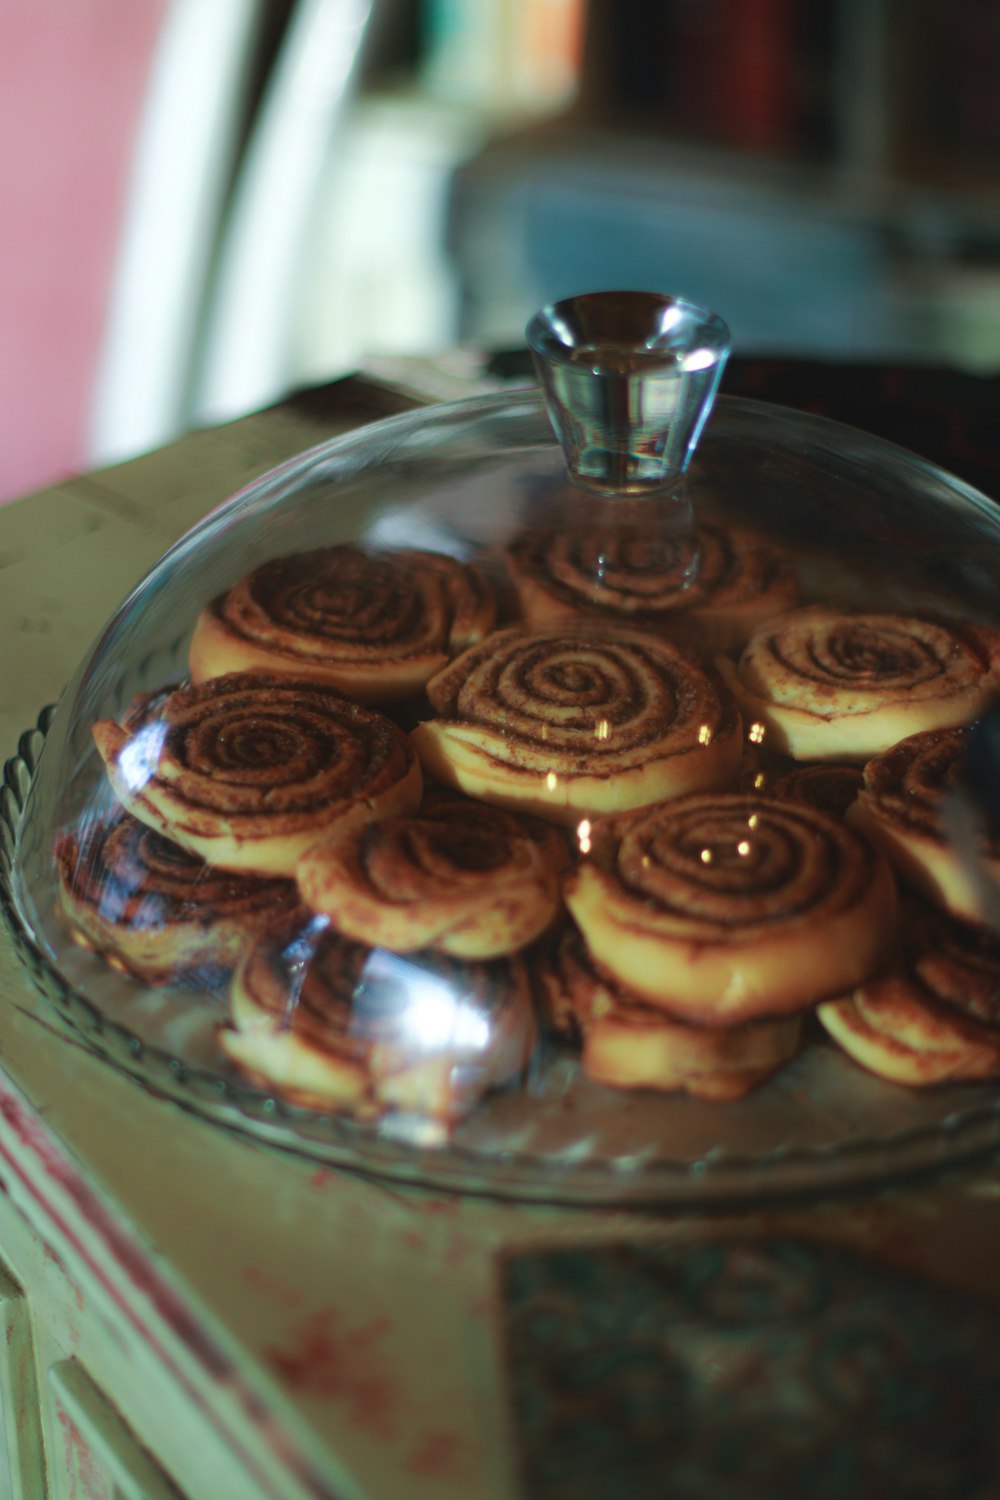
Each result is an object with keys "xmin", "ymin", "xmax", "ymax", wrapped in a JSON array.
[{"xmin": 56, "ymin": 525, "xmax": 1000, "ymax": 1135}]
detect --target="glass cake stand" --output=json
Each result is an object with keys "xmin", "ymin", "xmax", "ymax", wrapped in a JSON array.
[{"xmin": 4, "ymin": 293, "xmax": 1000, "ymax": 1205}]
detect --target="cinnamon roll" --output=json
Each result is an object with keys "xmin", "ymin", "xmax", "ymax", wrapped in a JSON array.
[
  {"xmin": 818, "ymin": 897, "xmax": 1000, "ymax": 1085},
  {"xmin": 851, "ymin": 726, "xmax": 1000, "ymax": 925},
  {"xmin": 565, "ymin": 793, "xmax": 896, "ymax": 1026},
  {"xmin": 189, "ymin": 545, "xmax": 496, "ymax": 704},
  {"xmin": 411, "ymin": 626, "xmax": 743, "ymax": 826},
  {"xmin": 93, "ymin": 673, "xmax": 422, "ymax": 876},
  {"xmin": 298, "ymin": 787, "xmax": 569, "ymax": 958},
  {"xmin": 719, "ymin": 607, "xmax": 1000, "ymax": 762},
  {"xmin": 56, "ymin": 809, "xmax": 296, "ymax": 984},
  {"xmin": 221, "ymin": 909, "xmax": 536, "ymax": 1120},
  {"xmin": 505, "ymin": 522, "xmax": 798, "ymax": 653},
  {"xmin": 765, "ymin": 763, "xmax": 864, "ymax": 820},
  {"xmin": 537, "ymin": 923, "xmax": 801, "ymax": 1098}
]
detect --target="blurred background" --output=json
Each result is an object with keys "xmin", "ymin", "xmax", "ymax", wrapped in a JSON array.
[{"xmin": 3, "ymin": 0, "xmax": 1000, "ymax": 504}]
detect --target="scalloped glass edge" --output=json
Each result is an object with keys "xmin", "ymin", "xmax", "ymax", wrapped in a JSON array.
[{"xmin": 4, "ymin": 711, "xmax": 1000, "ymax": 1207}]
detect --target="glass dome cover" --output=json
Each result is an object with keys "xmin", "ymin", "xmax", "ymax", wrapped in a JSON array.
[{"xmin": 6, "ymin": 290, "xmax": 1000, "ymax": 1205}]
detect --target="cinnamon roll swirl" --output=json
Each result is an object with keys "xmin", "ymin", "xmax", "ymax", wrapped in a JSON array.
[
  {"xmin": 536, "ymin": 923, "xmax": 801, "ymax": 1098},
  {"xmin": 56, "ymin": 809, "xmax": 297, "ymax": 984},
  {"xmin": 565, "ymin": 793, "xmax": 896, "ymax": 1026},
  {"xmin": 221, "ymin": 909, "xmax": 536, "ymax": 1120},
  {"xmin": 298, "ymin": 787, "xmax": 569, "ymax": 958},
  {"xmin": 851, "ymin": 726, "xmax": 1000, "ymax": 925},
  {"xmin": 719, "ymin": 607, "xmax": 1000, "ymax": 762},
  {"xmin": 766, "ymin": 763, "xmax": 865, "ymax": 820},
  {"xmin": 818, "ymin": 897, "xmax": 1000, "ymax": 1085},
  {"xmin": 189, "ymin": 545, "xmax": 496, "ymax": 704},
  {"xmin": 93, "ymin": 673, "xmax": 422, "ymax": 876},
  {"xmin": 411, "ymin": 626, "xmax": 743, "ymax": 826},
  {"xmin": 506, "ymin": 523, "xmax": 798, "ymax": 653}
]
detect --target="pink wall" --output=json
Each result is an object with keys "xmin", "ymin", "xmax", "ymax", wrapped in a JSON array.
[{"xmin": 0, "ymin": 1, "xmax": 166, "ymax": 503}]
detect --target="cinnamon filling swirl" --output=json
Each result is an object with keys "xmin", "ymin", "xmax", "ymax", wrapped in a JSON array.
[
  {"xmin": 765, "ymin": 763, "xmax": 864, "ymax": 820},
  {"xmin": 221, "ymin": 909, "xmax": 536, "ymax": 1119},
  {"xmin": 720, "ymin": 607, "xmax": 1000, "ymax": 761},
  {"xmin": 93, "ymin": 673, "xmax": 422, "ymax": 876},
  {"xmin": 411, "ymin": 626, "xmax": 743, "ymax": 824},
  {"xmin": 298, "ymin": 787, "xmax": 569, "ymax": 958},
  {"xmin": 189, "ymin": 545, "xmax": 496, "ymax": 703},
  {"xmin": 819, "ymin": 897, "xmax": 1000, "ymax": 1085},
  {"xmin": 536, "ymin": 922, "xmax": 801, "ymax": 1098},
  {"xmin": 851, "ymin": 726, "xmax": 1000, "ymax": 924},
  {"xmin": 506, "ymin": 522, "xmax": 798, "ymax": 652},
  {"xmin": 56, "ymin": 810, "xmax": 297, "ymax": 984},
  {"xmin": 565, "ymin": 793, "xmax": 896, "ymax": 1025}
]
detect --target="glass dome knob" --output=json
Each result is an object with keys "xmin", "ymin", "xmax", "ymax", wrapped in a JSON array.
[{"xmin": 526, "ymin": 290, "xmax": 731, "ymax": 499}]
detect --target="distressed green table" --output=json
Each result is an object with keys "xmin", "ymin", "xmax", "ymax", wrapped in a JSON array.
[{"xmin": 2, "ymin": 369, "xmax": 1000, "ymax": 1500}]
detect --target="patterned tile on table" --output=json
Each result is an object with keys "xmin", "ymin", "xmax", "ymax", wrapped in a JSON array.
[{"xmin": 499, "ymin": 1235, "xmax": 1000, "ymax": 1500}]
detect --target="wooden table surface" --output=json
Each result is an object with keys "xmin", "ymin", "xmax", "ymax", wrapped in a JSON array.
[{"xmin": 3, "ymin": 363, "xmax": 1000, "ymax": 1500}]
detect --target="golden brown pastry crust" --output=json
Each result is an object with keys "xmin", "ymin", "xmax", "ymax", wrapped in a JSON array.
[
  {"xmin": 536, "ymin": 923, "xmax": 801, "ymax": 1098},
  {"xmin": 56, "ymin": 809, "xmax": 296, "ymax": 984},
  {"xmin": 818, "ymin": 897, "xmax": 1000, "ymax": 1085},
  {"xmin": 851, "ymin": 726, "xmax": 1000, "ymax": 925},
  {"xmin": 221, "ymin": 909, "xmax": 536, "ymax": 1119},
  {"xmin": 297, "ymin": 787, "xmax": 569, "ymax": 957},
  {"xmin": 565, "ymin": 792, "xmax": 897, "ymax": 1025},
  {"xmin": 189, "ymin": 545, "xmax": 496, "ymax": 704},
  {"xmin": 93, "ymin": 673, "xmax": 422, "ymax": 876},
  {"xmin": 411, "ymin": 625, "xmax": 743, "ymax": 825},
  {"xmin": 720, "ymin": 607, "xmax": 1000, "ymax": 762},
  {"xmin": 506, "ymin": 522, "xmax": 798, "ymax": 653}
]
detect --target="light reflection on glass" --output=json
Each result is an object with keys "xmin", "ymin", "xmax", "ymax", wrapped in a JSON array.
[
  {"xmin": 285, "ymin": 914, "xmax": 330, "ymax": 974},
  {"xmin": 681, "ymin": 346, "xmax": 719, "ymax": 372},
  {"xmin": 280, "ymin": 913, "xmax": 330, "ymax": 1021},
  {"xmin": 118, "ymin": 721, "xmax": 168, "ymax": 791},
  {"xmin": 358, "ymin": 950, "xmax": 490, "ymax": 1052},
  {"xmin": 655, "ymin": 304, "xmax": 684, "ymax": 336},
  {"xmin": 549, "ymin": 310, "xmax": 577, "ymax": 346}
]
